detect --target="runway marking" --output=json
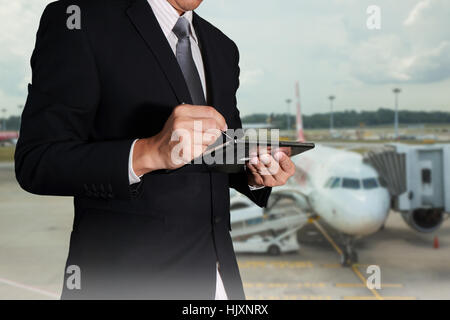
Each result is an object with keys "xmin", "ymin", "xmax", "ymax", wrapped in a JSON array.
[
  {"xmin": 352, "ymin": 263, "xmax": 372, "ymax": 268},
  {"xmin": 246, "ymin": 295, "xmax": 332, "ymax": 300},
  {"xmin": 244, "ymin": 282, "xmax": 327, "ymax": 288},
  {"xmin": 238, "ymin": 261, "xmax": 314, "ymax": 269},
  {"xmin": 343, "ymin": 296, "xmax": 416, "ymax": 300},
  {"xmin": 311, "ymin": 221, "xmax": 384, "ymax": 300},
  {"xmin": 312, "ymin": 221, "xmax": 343, "ymax": 256},
  {"xmin": 351, "ymin": 264, "xmax": 383, "ymax": 300},
  {"xmin": 336, "ymin": 283, "xmax": 403, "ymax": 288},
  {"xmin": 322, "ymin": 263, "xmax": 342, "ymax": 268},
  {"xmin": 0, "ymin": 277, "xmax": 59, "ymax": 299}
]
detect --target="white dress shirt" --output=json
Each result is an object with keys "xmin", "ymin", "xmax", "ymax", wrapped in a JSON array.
[{"xmin": 127, "ymin": 0, "xmax": 228, "ymax": 300}]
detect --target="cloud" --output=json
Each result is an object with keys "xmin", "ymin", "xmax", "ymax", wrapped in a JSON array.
[
  {"xmin": 0, "ymin": 0, "xmax": 49, "ymax": 115},
  {"xmin": 350, "ymin": 35, "xmax": 410, "ymax": 84},
  {"xmin": 404, "ymin": 0, "xmax": 432, "ymax": 26},
  {"xmin": 350, "ymin": 36, "xmax": 450, "ymax": 84},
  {"xmin": 406, "ymin": 41, "xmax": 450, "ymax": 82},
  {"xmin": 350, "ymin": 0, "xmax": 450, "ymax": 85},
  {"xmin": 240, "ymin": 68, "xmax": 265, "ymax": 86},
  {"xmin": 1, "ymin": 0, "xmax": 449, "ymax": 117}
]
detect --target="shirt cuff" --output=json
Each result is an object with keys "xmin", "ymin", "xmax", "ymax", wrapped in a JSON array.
[
  {"xmin": 249, "ymin": 184, "xmax": 265, "ymax": 191},
  {"xmin": 244, "ymin": 164, "xmax": 265, "ymax": 191},
  {"xmin": 128, "ymin": 139, "xmax": 143, "ymax": 185}
]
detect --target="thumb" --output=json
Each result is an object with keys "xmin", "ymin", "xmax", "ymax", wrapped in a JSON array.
[{"xmin": 274, "ymin": 151, "xmax": 292, "ymax": 171}]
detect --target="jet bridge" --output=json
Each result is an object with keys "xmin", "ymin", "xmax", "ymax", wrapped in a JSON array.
[{"xmin": 364, "ymin": 143, "xmax": 450, "ymax": 232}]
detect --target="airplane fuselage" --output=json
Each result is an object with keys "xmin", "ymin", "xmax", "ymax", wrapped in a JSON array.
[{"xmin": 291, "ymin": 145, "xmax": 390, "ymax": 237}]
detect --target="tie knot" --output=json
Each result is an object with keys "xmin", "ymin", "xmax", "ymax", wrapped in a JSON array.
[{"xmin": 172, "ymin": 17, "xmax": 190, "ymax": 40}]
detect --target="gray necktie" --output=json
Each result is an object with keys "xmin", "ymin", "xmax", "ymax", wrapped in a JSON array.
[{"xmin": 172, "ymin": 17, "xmax": 206, "ymax": 105}]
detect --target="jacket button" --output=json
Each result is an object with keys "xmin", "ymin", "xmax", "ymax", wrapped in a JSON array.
[
  {"xmin": 83, "ymin": 184, "xmax": 91, "ymax": 196},
  {"xmin": 214, "ymin": 216, "xmax": 222, "ymax": 224},
  {"xmin": 91, "ymin": 184, "xmax": 99, "ymax": 197}
]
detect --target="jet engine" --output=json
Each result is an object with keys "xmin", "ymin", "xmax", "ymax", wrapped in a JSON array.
[{"xmin": 401, "ymin": 208, "xmax": 444, "ymax": 233}]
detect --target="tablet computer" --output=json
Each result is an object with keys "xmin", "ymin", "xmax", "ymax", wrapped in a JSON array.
[{"xmin": 194, "ymin": 138, "xmax": 315, "ymax": 173}]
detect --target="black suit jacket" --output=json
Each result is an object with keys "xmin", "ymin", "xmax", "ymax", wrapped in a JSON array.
[{"xmin": 15, "ymin": 0, "xmax": 271, "ymax": 299}]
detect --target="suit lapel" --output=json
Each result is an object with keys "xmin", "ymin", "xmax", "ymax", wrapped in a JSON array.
[
  {"xmin": 126, "ymin": 0, "xmax": 192, "ymax": 104},
  {"xmin": 193, "ymin": 13, "xmax": 221, "ymax": 110}
]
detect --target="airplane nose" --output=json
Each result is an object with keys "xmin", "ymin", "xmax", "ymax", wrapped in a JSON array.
[{"xmin": 339, "ymin": 190, "xmax": 390, "ymax": 235}]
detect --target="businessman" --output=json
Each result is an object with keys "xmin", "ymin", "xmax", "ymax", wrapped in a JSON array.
[{"xmin": 15, "ymin": 0, "xmax": 295, "ymax": 299}]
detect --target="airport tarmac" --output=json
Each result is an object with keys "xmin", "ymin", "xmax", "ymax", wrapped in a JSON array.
[{"xmin": 0, "ymin": 162, "xmax": 449, "ymax": 300}]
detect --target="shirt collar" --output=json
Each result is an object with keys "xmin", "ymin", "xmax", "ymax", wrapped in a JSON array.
[{"xmin": 148, "ymin": 0, "xmax": 198, "ymax": 43}]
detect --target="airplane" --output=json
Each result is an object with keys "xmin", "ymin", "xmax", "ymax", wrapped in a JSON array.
[
  {"xmin": 230, "ymin": 83, "xmax": 392, "ymax": 266},
  {"xmin": 267, "ymin": 144, "xmax": 391, "ymax": 265},
  {"xmin": 232, "ymin": 85, "xmax": 449, "ymax": 265},
  {"xmin": 0, "ymin": 131, "xmax": 19, "ymax": 146},
  {"xmin": 232, "ymin": 84, "xmax": 449, "ymax": 265},
  {"xmin": 230, "ymin": 142, "xmax": 391, "ymax": 266}
]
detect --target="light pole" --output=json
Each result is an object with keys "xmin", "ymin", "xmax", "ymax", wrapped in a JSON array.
[
  {"xmin": 1, "ymin": 108, "xmax": 6, "ymax": 131},
  {"xmin": 18, "ymin": 105, "xmax": 24, "ymax": 131},
  {"xmin": 285, "ymin": 98, "xmax": 292, "ymax": 130},
  {"xmin": 393, "ymin": 88, "xmax": 401, "ymax": 139},
  {"xmin": 328, "ymin": 95, "xmax": 335, "ymax": 134}
]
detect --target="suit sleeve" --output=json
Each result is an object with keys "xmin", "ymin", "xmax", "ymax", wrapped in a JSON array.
[
  {"xmin": 15, "ymin": 3, "xmax": 135, "ymax": 200},
  {"xmin": 227, "ymin": 42, "xmax": 272, "ymax": 208}
]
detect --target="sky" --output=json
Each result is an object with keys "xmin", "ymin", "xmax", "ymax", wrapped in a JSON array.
[{"xmin": 0, "ymin": 0, "xmax": 449, "ymax": 117}]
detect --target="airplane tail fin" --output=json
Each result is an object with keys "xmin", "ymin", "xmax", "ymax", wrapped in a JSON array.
[{"xmin": 295, "ymin": 81, "xmax": 305, "ymax": 142}]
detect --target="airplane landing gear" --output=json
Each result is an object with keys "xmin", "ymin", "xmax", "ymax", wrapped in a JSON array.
[{"xmin": 340, "ymin": 236, "xmax": 358, "ymax": 267}]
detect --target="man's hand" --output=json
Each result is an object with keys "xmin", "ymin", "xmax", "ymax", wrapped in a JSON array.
[
  {"xmin": 246, "ymin": 151, "xmax": 296, "ymax": 188},
  {"xmin": 133, "ymin": 104, "xmax": 227, "ymax": 175}
]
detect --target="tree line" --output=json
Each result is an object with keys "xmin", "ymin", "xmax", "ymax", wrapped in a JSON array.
[
  {"xmin": 1, "ymin": 116, "xmax": 21, "ymax": 131},
  {"xmin": 241, "ymin": 108, "xmax": 450, "ymax": 129},
  {"xmin": 2, "ymin": 108, "xmax": 450, "ymax": 131}
]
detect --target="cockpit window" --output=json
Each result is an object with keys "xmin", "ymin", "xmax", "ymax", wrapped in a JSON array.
[
  {"xmin": 324, "ymin": 177, "xmax": 333, "ymax": 188},
  {"xmin": 362, "ymin": 178, "xmax": 378, "ymax": 189},
  {"xmin": 330, "ymin": 177, "xmax": 341, "ymax": 189},
  {"xmin": 324, "ymin": 177, "xmax": 341, "ymax": 188},
  {"xmin": 326, "ymin": 177, "xmax": 380, "ymax": 190},
  {"xmin": 342, "ymin": 178, "xmax": 360, "ymax": 189}
]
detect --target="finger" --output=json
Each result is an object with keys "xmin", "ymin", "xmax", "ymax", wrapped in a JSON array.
[
  {"xmin": 246, "ymin": 164, "xmax": 264, "ymax": 185},
  {"xmin": 259, "ymin": 153, "xmax": 290, "ymax": 184},
  {"xmin": 272, "ymin": 146, "xmax": 292, "ymax": 157},
  {"xmin": 203, "ymin": 128, "xmax": 222, "ymax": 140},
  {"xmin": 246, "ymin": 161, "xmax": 259, "ymax": 174},
  {"xmin": 192, "ymin": 106, "xmax": 227, "ymax": 132},
  {"xmin": 274, "ymin": 151, "xmax": 295, "ymax": 176},
  {"xmin": 174, "ymin": 139, "xmax": 213, "ymax": 164},
  {"xmin": 259, "ymin": 153, "xmax": 282, "ymax": 176},
  {"xmin": 178, "ymin": 105, "xmax": 227, "ymax": 131},
  {"xmin": 251, "ymin": 173, "xmax": 264, "ymax": 186},
  {"xmin": 248, "ymin": 155, "xmax": 259, "ymax": 166},
  {"xmin": 200, "ymin": 131, "xmax": 221, "ymax": 146},
  {"xmin": 187, "ymin": 139, "xmax": 210, "ymax": 161},
  {"xmin": 261, "ymin": 173, "xmax": 277, "ymax": 187},
  {"xmin": 248, "ymin": 159, "xmax": 278, "ymax": 187},
  {"xmin": 173, "ymin": 129, "xmax": 220, "ymax": 159},
  {"xmin": 253, "ymin": 156, "xmax": 272, "ymax": 176},
  {"xmin": 175, "ymin": 118, "xmax": 221, "ymax": 132},
  {"xmin": 255, "ymin": 145, "xmax": 270, "ymax": 157},
  {"xmin": 192, "ymin": 129, "xmax": 222, "ymax": 150},
  {"xmin": 187, "ymin": 145, "xmax": 206, "ymax": 161}
]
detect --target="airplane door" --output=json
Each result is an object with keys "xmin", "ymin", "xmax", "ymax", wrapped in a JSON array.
[{"xmin": 419, "ymin": 150, "xmax": 444, "ymax": 208}]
